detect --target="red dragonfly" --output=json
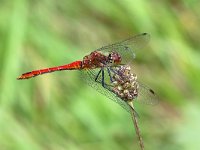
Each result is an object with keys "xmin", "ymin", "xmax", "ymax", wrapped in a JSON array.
[{"xmin": 17, "ymin": 33, "xmax": 158, "ymax": 113}]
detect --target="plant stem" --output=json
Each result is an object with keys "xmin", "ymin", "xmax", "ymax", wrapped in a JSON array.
[{"xmin": 128, "ymin": 101, "xmax": 144, "ymax": 150}]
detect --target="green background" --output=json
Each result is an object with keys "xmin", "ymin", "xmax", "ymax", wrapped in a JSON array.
[{"xmin": 0, "ymin": 0, "xmax": 200, "ymax": 150}]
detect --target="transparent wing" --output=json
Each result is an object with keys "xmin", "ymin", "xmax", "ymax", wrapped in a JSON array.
[
  {"xmin": 97, "ymin": 33, "xmax": 150, "ymax": 64},
  {"xmin": 136, "ymin": 82, "xmax": 159, "ymax": 105},
  {"xmin": 80, "ymin": 69, "xmax": 133, "ymax": 114}
]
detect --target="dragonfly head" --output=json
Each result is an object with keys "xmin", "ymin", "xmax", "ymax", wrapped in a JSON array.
[{"xmin": 108, "ymin": 52, "xmax": 122, "ymax": 65}]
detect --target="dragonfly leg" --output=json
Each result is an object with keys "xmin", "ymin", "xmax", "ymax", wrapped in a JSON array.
[
  {"xmin": 101, "ymin": 68, "xmax": 105, "ymax": 87},
  {"xmin": 94, "ymin": 68, "xmax": 106, "ymax": 88},
  {"xmin": 95, "ymin": 69, "xmax": 102, "ymax": 82},
  {"xmin": 93, "ymin": 68, "xmax": 110, "ymax": 88},
  {"xmin": 107, "ymin": 67, "xmax": 113, "ymax": 82}
]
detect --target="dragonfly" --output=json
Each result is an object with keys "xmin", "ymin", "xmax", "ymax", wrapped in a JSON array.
[
  {"xmin": 17, "ymin": 33, "xmax": 158, "ymax": 150},
  {"xmin": 17, "ymin": 32, "xmax": 157, "ymax": 112}
]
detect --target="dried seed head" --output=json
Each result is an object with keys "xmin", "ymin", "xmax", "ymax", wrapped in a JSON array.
[
  {"xmin": 111, "ymin": 65, "xmax": 139, "ymax": 102},
  {"xmin": 113, "ymin": 74, "xmax": 120, "ymax": 80},
  {"xmin": 133, "ymin": 73, "xmax": 137, "ymax": 80},
  {"xmin": 127, "ymin": 94, "xmax": 133, "ymax": 100},
  {"xmin": 123, "ymin": 82, "xmax": 130, "ymax": 89},
  {"xmin": 119, "ymin": 93, "xmax": 125, "ymax": 98},
  {"xmin": 124, "ymin": 70, "xmax": 130, "ymax": 76},
  {"xmin": 123, "ymin": 89, "xmax": 129, "ymax": 94},
  {"xmin": 117, "ymin": 85, "xmax": 123, "ymax": 91},
  {"xmin": 112, "ymin": 81, "xmax": 118, "ymax": 85},
  {"xmin": 126, "ymin": 66, "xmax": 131, "ymax": 70}
]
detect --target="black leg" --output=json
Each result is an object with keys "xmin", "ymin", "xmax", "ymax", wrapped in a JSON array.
[
  {"xmin": 95, "ymin": 68, "xmax": 105, "ymax": 88},
  {"xmin": 101, "ymin": 68, "xmax": 105, "ymax": 87},
  {"xmin": 94, "ymin": 67, "xmax": 114, "ymax": 88},
  {"xmin": 107, "ymin": 67, "xmax": 113, "ymax": 82},
  {"xmin": 95, "ymin": 69, "xmax": 102, "ymax": 82}
]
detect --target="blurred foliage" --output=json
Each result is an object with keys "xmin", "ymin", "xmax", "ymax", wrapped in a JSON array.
[{"xmin": 0, "ymin": 0, "xmax": 200, "ymax": 150}]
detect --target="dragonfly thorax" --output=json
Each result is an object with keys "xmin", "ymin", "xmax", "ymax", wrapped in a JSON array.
[{"xmin": 82, "ymin": 51, "xmax": 122, "ymax": 69}]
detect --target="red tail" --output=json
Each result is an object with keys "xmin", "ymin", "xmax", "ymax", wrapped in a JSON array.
[{"xmin": 17, "ymin": 61, "xmax": 82, "ymax": 80}]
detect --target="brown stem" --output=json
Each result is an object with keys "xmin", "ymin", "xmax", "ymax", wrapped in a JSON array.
[{"xmin": 128, "ymin": 101, "xmax": 144, "ymax": 150}]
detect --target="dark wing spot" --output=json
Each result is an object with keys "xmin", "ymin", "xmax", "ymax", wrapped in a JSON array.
[
  {"xmin": 142, "ymin": 33, "xmax": 147, "ymax": 35},
  {"xmin": 149, "ymin": 89, "xmax": 155, "ymax": 95}
]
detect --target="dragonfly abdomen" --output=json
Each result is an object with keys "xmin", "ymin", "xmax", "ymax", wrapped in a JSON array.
[{"xmin": 17, "ymin": 61, "xmax": 82, "ymax": 80}]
